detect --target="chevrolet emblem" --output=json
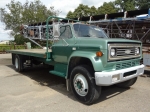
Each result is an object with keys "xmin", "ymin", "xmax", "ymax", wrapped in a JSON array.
[{"xmin": 125, "ymin": 50, "xmax": 131, "ymax": 54}]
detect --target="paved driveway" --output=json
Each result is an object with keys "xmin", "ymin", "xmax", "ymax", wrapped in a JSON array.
[{"xmin": 0, "ymin": 54, "xmax": 150, "ymax": 112}]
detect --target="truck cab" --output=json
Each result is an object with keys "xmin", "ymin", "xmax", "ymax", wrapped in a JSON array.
[{"xmin": 51, "ymin": 22, "xmax": 144, "ymax": 104}]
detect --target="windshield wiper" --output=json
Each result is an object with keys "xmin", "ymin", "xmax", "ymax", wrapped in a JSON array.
[
  {"xmin": 98, "ymin": 37, "xmax": 104, "ymax": 38},
  {"xmin": 82, "ymin": 34, "xmax": 91, "ymax": 37}
]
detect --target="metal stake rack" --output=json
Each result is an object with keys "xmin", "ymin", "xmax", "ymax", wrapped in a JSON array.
[
  {"xmin": 76, "ymin": 8, "xmax": 150, "ymax": 47},
  {"xmin": 21, "ymin": 16, "xmax": 80, "ymax": 61},
  {"xmin": 21, "ymin": 17, "xmax": 79, "ymax": 49}
]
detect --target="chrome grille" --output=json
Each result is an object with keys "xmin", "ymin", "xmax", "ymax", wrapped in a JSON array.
[
  {"xmin": 116, "ymin": 60, "xmax": 140, "ymax": 70},
  {"xmin": 116, "ymin": 47, "xmax": 136, "ymax": 56},
  {"xmin": 108, "ymin": 43, "xmax": 141, "ymax": 61}
]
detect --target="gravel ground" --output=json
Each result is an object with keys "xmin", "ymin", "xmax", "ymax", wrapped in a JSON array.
[{"xmin": 0, "ymin": 54, "xmax": 150, "ymax": 112}]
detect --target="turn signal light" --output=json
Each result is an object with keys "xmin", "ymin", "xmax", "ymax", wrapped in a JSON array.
[{"xmin": 96, "ymin": 51, "xmax": 103, "ymax": 57}]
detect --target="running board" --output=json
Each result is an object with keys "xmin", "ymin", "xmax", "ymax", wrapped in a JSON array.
[{"xmin": 49, "ymin": 70, "xmax": 65, "ymax": 78}]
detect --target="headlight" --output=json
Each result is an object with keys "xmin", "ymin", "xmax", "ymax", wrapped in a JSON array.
[
  {"xmin": 135, "ymin": 47, "xmax": 140, "ymax": 55},
  {"xmin": 110, "ymin": 48, "xmax": 116, "ymax": 56}
]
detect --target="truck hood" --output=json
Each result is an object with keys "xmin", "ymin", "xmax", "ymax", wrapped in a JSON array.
[{"xmin": 76, "ymin": 37, "xmax": 141, "ymax": 50}]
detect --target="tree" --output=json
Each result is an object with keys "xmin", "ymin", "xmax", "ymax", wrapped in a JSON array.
[
  {"xmin": 97, "ymin": 2, "xmax": 117, "ymax": 14},
  {"xmin": 0, "ymin": 8, "xmax": 5, "ymax": 22},
  {"xmin": 66, "ymin": 11, "xmax": 75, "ymax": 19},
  {"xmin": 66, "ymin": 5, "xmax": 99, "ymax": 18},
  {"xmin": 90, "ymin": 6, "xmax": 98, "ymax": 16},
  {"xmin": 14, "ymin": 34, "xmax": 29, "ymax": 45},
  {"xmin": 66, "ymin": 2, "xmax": 118, "ymax": 18},
  {"xmin": 22, "ymin": 0, "xmax": 58, "ymax": 24},
  {"xmin": 136, "ymin": 0, "xmax": 150, "ymax": 9},
  {"xmin": 74, "ymin": 4, "xmax": 91, "ymax": 18},
  {"xmin": 0, "ymin": 0, "xmax": 59, "ymax": 46},
  {"xmin": 1, "ymin": 0, "xmax": 23, "ymax": 34},
  {"xmin": 66, "ymin": 5, "xmax": 99, "ymax": 19},
  {"xmin": 0, "ymin": 0, "xmax": 59, "ymax": 43},
  {"xmin": 115, "ymin": 0, "xmax": 137, "ymax": 12},
  {"xmin": 66, "ymin": 4, "xmax": 91, "ymax": 18}
]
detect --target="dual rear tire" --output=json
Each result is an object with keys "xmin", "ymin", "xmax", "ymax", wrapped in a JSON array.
[{"xmin": 14, "ymin": 55, "xmax": 24, "ymax": 72}]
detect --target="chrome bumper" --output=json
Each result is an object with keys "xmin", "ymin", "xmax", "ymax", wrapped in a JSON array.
[{"xmin": 95, "ymin": 64, "xmax": 145, "ymax": 86}]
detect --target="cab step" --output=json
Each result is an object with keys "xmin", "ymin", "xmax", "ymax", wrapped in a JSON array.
[{"xmin": 49, "ymin": 70, "xmax": 65, "ymax": 78}]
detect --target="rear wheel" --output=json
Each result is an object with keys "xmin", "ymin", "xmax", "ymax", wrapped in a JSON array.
[
  {"xmin": 70, "ymin": 65, "xmax": 101, "ymax": 105},
  {"xmin": 116, "ymin": 77, "xmax": 137, "ymax": 88},
  {"xmin": 12, "ymin": 53, "xmax": 15, "ymax": 65},
  {"xmin": 15, "ymin": 55, "xmax": 24, "ymax": 72}
]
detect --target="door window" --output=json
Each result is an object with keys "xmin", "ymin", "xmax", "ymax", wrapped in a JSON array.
[{"xmin": 60, "ymin": 26, "xmax": 72, "ymax": 39}]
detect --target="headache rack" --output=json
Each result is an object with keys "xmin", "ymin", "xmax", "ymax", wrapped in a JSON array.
[{"xmin": 20, "ymin": 16, "xmax": 80, "ymax": 61}]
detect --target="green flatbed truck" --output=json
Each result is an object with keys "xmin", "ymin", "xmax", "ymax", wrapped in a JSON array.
[{"xmin": 8, "ymin": 16, "xmax": 145, "ymax": 104}]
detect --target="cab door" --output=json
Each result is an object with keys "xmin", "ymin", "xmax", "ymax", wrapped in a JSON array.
[{"xmin": 52, "ymin": 25, "xmax": 74, "ymax": 64}]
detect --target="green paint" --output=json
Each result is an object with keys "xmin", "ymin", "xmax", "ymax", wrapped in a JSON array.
[
  {"xmin": 49, "ymin": 70, "xmax": 65, "ymax": 78},
  {"xmin": 49, "ymin": 63, "xmax": 67, "ymax": 78},
  {"xmin": 77, "ymin": 81, "xmax": 82, "ymax": 89},
  {"xmin": 8, "ymin": 16, "xmax": 142, "ymax": 80}
]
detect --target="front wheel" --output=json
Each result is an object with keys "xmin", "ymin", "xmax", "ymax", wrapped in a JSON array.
[
  {"xmin": 70, "ymin": 65, "xmax": 101, "ymax": 105},
  {"xmin": 116, "ymin": 77, "xmax": 137, "ymax": 88}
]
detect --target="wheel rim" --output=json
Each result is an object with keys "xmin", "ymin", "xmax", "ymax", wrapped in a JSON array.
[
  {"xmin": 15, "ymin": 58, "xmax": 19, "ymax": 69},
  {"xmin": 73, "ymin": 73, "xmax": 88, "ymax": 96}
]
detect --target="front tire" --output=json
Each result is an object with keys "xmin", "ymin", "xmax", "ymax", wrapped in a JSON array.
[
  {"xmin": 116, "ymin": 77, "xmax": 137, "ymax": 88},
  {"xmin": 70, "ymin": 65, "xmax": 101, "ymax": 105}
]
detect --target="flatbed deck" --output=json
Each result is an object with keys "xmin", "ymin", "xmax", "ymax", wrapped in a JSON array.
[{"xmin": 8, "ymin": 49, "xmax": 52, "ymax": 58}]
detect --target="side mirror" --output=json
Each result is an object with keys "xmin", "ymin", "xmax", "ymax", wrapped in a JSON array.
[{"xmin": 53, "ymin": 22, "xmax": 60, "ymax": 38}]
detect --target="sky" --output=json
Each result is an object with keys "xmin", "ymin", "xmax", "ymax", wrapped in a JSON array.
[
  {"xmin": 0, "ymin": 0, "xmax": 114, "ymax": 41},
  {"xmin": 0, "ymin": 22, "xmax": 13, "ymax": 41}
]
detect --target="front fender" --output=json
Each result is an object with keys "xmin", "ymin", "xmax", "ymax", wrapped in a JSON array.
[{"xmin": 68, "ymin": 51, "xmax": 104, "ymax": 72}]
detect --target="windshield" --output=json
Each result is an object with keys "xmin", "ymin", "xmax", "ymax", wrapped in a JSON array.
[{"xmin": 73, "ymin": 24, "xmax": 108, "ymax": 38}]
